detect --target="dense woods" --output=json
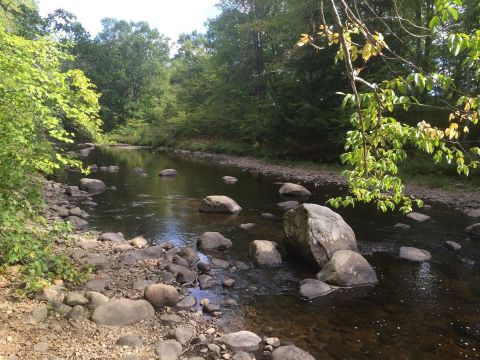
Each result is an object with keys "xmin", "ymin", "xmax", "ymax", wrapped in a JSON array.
[{"xmin": 0, "ymin": 0, "xmax": 479, "ymax": 290}]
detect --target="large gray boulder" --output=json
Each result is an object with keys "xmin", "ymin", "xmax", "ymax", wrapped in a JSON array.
[
  {"xmin": 199, "ymin": 195, "xmax": 241, "ymax": 214},
  {"xmin": 215, "ymin": 331, "xmax": 262, "ymax": 353},
  {"xmin": 284, "ymin": 204, "xmax": 358, "ymax": 267},
  {"xmin": 279, "ymin": 183, "xmax": 311, "ymax": 197},
  {"xmin": 197, "ymin": 232, "xmax": 233, "ymax": 250},
  {"xmin": 79, "ymin": 178, "xmax": 106, "ymax": 194},
  {"xmin": 91, "ymin": 299, "xmax": 154, "ymax": 326},
  {"xmin": 249, "ymin": 240, "xmax": 282, "ymax": 266},
  {"xmin": 271, "ymin": 345, "xmax": 316, "ymax": 360},
  {"xmin": 316, "ymin": 250, "xmax": 377, "ymax": 286}
]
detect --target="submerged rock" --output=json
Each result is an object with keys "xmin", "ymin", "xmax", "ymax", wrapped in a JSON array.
[
  {"xmin": 279, "ymin": 183, "xmax": 311, "ymax": 197},
  {"xmin": 277, "ymin": 201, "xmax": 299, "ymax": 211},
  {"xmin": 249, "ymin": 240, "xmax": 282, "ymax": 266},
  {"xmin": 394, "ymin": 223, "xmax": 410, "ymax": 230},
  {"xmin": 406, "ymin": 212, "xmax": 430, "ymax": 222},
  {"xmin": 445, "ymin": 240, "xmax": 461, "ymax": 251},
  {"xmin": 271, "ymin": 345, "xmax": 316, "ymax": 360},
  {"xmin": 222, "ymin": 176, "xmax": 238, "ymax": 183},
  {"xmin": 91, "ymin": 299, "xmax": 154, "ymax": 326},
  {"xmin": 198, "ymin": 232, "xmax": 233, "ymax": 250},
  {"xmin": 465, "ymin": 223, "xmax": 480, "ymax": 237},
  {"xmin": 215, "ymin": 330, "xmax": 261, "ymax": 353},
  {"xmin": 199, "ymin": 195, "xmax": 242, "ymax": 214},
  {"xmin": 158, "ymin": 168, "xmax": 177, "ymax": 177},
  {"xmin": 283, "ymin": 204, "xmax": 358, "ymax": 267},
  {"xmin": 299, "ymin": 279, "xmax": 333, "ymax": 299},
  {"xmin": 316, "ymin": 250, "xmax": 377, "ymax": 286},
  {"xmin": 239, "ymin": 223, "xmax": 255, "ymax": 230},
  {"xmin": 79, "ymin": 178, "xmax": 106, "ymax": 194},
  {"xmin": 399, "ymin": 246, "xmax": 432, "ymax": 261}
]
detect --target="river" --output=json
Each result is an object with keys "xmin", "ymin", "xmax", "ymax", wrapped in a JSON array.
[{"xmin": 68, "ymin": 146, "xmax": 480, "ymax": 359}]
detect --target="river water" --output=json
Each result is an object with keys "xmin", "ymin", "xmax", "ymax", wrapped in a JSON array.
[{"xmin": 68, "ymin": 146, "xmax": 480, "ymax": 359}]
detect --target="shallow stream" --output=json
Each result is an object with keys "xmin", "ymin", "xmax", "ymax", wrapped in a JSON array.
[{"xmin": 68, "ymin": 146, "xmax": 480, "ymax": 359}]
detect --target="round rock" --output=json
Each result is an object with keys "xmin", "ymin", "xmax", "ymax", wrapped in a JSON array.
[
  {"xmin": 278, "ymin": 183, "xmax": 311, "ymax": 197},
  {"xmin": 199, "ymin": 195, "xmax": 242, "ymax": 214},
  {"xmin": 198, "ymin": 232, "xmax": 232, "ymax": 251},
  {"xmin": 144, "ymin": 284, "xmax": 179, "ymax": 308},
  {"xmin": 249, "ymin": 240, "xmax": 282, "ymax": 266},
  {"xmin": 399, "ymin": 246, "xmax": 432, "ymax": 262},
  {"xmin": 215, "ymin": 331, "xmax": 261, "ymax": 353},
  {"xmin": 91, "ymin": 299, "xmax": 155, "ymax": 326}
]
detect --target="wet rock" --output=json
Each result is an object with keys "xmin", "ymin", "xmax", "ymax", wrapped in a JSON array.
[
  {"xmin": 108, "ymin": 165, "xmax": 120, "ymax": 172},
  {"xmin": 28, "ymin": 304, "xmax": 48, "ymax": 324},
  {"xmin": 445, "ymin": 241, "xmax": 461, "ymax": 251},
  {"xmin": 144, "ymin": 284, "xmax": 179, "ymax": 307},
  {"xmin": 99, "ymin": 166, "xmax": 108, "ymax": 171},
  {"xmin": 91, "ymin": 299, "xmax": 155, "ymax": 326},
  {"xmin": 277, "ymin": 201, "xmax": 299, "ymax": 211},
  {"xmin": 465, "ymin": 223, "xmax": 480, "ymax": 237},
  {"xmin": 223, "ymin": 278, "xmax": 235, "ymax": 287},
  {"xmin": 299, "ymin": 279, "xmax": 333, "ymax": 299},
  {"xmin": 278, "ymin": 183, "xmax": 311, "ymax": 197},
  {"xmin": 222, "ymin": 176, "xmax": 238, "ymax": 184},
  {"xmin": 233, "ymin": 261, "xmax": 250, "ymax": 270},
  {"xmin": 84, "ymin": 291, "xmax": 109, "ymax": 310},
  {"xmin": 239, "ymin": 223, "xmax": 255, "ymax": 230},
  {"xmin": 173, "ymin": 255, "xmax": 190, "ymax": 268},
  {"xmin": 284, "ymin": 204, "xmax": 358, "ymax": 267},
  {"xmin": 463, "ymin": 208, "xmax": 480, "ymax": 217},
  {"xmin": 177, "ymin": 270, "xmax": 196, "ymax": 284},
  {"xmin": 64, "ymin": 292, "xmax": 89, "ymax": 307},
  {"xmin": 316, "ymin": 250, "xmax": 378, "ymax": 286},
  {"xmin": 166, "ymin": 263, "xmax": 195, "ymax": 283},
  {"xmin": 158, "ymin": 168, "xmax": 177, "ymax": 177},
  {"xmin": 129, "ymin": 236, "xmax": 148, "ymax": 248},
  {"xmin": 175, "ymin": 327, "xmax": 194, "ymax": 345},
  {"xmin": 406, "ymin": 212, "xmax": 430, "ymax": 222},
  {"xmin": 198, "ymin": 262, "xmax": 212, "ymax": 273},
  {"xmin": 215, "ymin": 331, "xmax": 261, "ymax": 353},
  {"xmin": 176, "ymin": 296, "xmax": 196, "ymax": 310},
  {"xmin": 211, "ymin": 258, "xmax": 230, "ymax": 269},
  {"xmin": 117, "ymin": 335, "xmax": 143, "ymax": 348},
  {"xmin": 399, "ymin": 246, "xmax": 432, "ymax": 262},
  {"xmin": 198, "ymin": 232, "xmax": 233, "ymax": 250},
  {"xmin": 261, "ymin": 213, "xmax": 275, "ymax": 219},
  {"xmin": 179, "ymin": 247, "xmax": 200, "ymax": 265},
  {"xmin": 271, "ymin": 345, "xmax": 315, "ymax": 360},
  {"xmin": 66, "ymin": 185, "xmax": 81, "ymax": 197},
  {"xmin": 79, "ymin": 178, "xmax": 106, "ymax": 194},
  {"xmin": 66, "ymin": 216, "xmax": 88, "ymax": 230},
  {"xmin": 394, "ymin": 223, "xmax": 410, "ymax": 230},
  {"xmin": 199, "ymin": 195, "xmax": 242, "ymax": 214},
  {"xmin": 249, "ymin": 240, "xmax": 282, "ymax": 266},
  {"xmin": 99, "ymin": 232, "xmax": 125, "ymax": 243},
  {"xmin": 199, "ymin": 275, "xmax": 213, "ymax": 289},
  {"xmin": 132, "ymin": 167, "xmax": 145, "ymax": 174},
  {"xmin": 155, "ymin": 339, "xmax": 182, "ymax": 360}
]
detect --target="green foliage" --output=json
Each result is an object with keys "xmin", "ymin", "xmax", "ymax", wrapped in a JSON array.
[{"xmin": 0, "ymin": 7, "xmax": 101, "ymax": 294}]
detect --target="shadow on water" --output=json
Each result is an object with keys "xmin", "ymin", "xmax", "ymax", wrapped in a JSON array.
[{"xmin": 67, "ymin": 146, "xmax": 480, "ymax": 359}]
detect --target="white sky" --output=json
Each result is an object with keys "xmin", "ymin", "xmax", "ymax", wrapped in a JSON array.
[{"xmin": 36, "ymin": 0, "xmax": 220, "ymax": 42}]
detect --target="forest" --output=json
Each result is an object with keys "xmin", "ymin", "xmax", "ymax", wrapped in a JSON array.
[{"xmin": 1, "ymin": 1, "xmax": 480, "ymax": 358}]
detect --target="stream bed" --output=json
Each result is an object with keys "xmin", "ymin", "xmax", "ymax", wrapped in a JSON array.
[{"xmin": 68, "ymin": 146, "xmax": 480, "ymax": 359}]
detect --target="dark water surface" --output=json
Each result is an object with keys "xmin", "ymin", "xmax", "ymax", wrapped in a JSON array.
[{"xmin": 68, "ymin": 146, "xmax": 480, "ymax": 359}]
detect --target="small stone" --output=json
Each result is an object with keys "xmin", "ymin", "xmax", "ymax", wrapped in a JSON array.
[
  {"xmin": 211, "ymin": 258, "xmax": 230, "ymax": 269},
  {"xmin": 445, "ymin": 240, "xmax": 461, "ymax": 251},
  {"xmin": 406, "ymin": 212, "xmax": 430, "ymax": 222},
  {"xmin": 33, "ymin": 342, "xmax": 49, "ymax": 352},
  {"xmin": 399, "ymin": 246, "xmax": 432, "ymax": 262},
  {"xmin": 159, "ymin": 169, "xmax": 177, "ymax": 177},
  {"xmin": 175, "ymin": 327, "xmax": 194, "ymax": 345},
  {"xmin": 239, "ymin": 223, "xmax": 255, "ymax": 230},
  {"xmin": 215, "ymin": 331, "xmax": 261, "ymax": 352},
  {"xmin": 203, "ymin": 303, "xmax": 221, "ymax": 314},
  {"xmin": 261, "ymin": 213, "xmax": 275, "ymax": 219},
  {"xmin": 129, "ymin": 236, "xmax": 148, "ymax": 248},
  {"xmin": 66, "ymin": 305, "xmax": 87, "ymax": 320},
  {"xmin": 266, "ymin": 337, "xmax": 281, "ymax": 347},
  {"xmin": 176, "ymin": 296, "xmax": 196, "ymax": 310},
  {"xmin": 154, "ymin": 339, "xmax": 182, "ymax": 360},
  {"xmin": 64, "ymin": 292, "xmax": 88, "ymax": 307},
  {"xmin": 394, "ymin": 223, "xmax": 410, "ymax": 230},
  {"xmin": 99, "ymin": 232, "xmax": 125, "ymax": 243},
  {"xmin": 198, "ymin": 262, "xmax": 212, "ymax": 273},
  {"xmin": 116, "ymin": 335, "xmax": 143, "ymax": 348},
  {"xmin": 28, "ymin": 304, "xmax": 48, "ymax": 324},
  {"xmin": 160, "ymin": 314, "xmax": 182, "ymax": 323},
  {"xmin": 144, "ymin": 284, "xmax": 179, "ymax": 307},
  {"xmin": 299, "ymin": 279, "xmax": 332, "ymax": 299},
  {"xmin": 233, "ymin": 261, "xmax": 250, "ymax": 270},
  {"xmin": 84, "ymin": 291, "xmax": 109, "ymax": 310},
  {"xmin": 208, "ymin": 343, "xmax": 221, "ymax": 353},
  {"xmin": 222, "ymin": 278, "xmax": 235, "ymax": 287},
  {"xmin": 198, "ymin": 275, "xmax": 213, "ymax": 290},
  {"xmin": 200, "ymin": 298, "xmax": 210, "ymax": 306}
]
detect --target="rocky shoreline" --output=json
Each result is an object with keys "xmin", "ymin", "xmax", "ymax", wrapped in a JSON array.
[{"xmin": 0, "ymin": 178, "xmax": 315, "ymax": 360}]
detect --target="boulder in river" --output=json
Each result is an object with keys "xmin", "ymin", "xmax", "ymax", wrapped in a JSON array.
[
  {"xmin": 108, "ymin": 165, "xmax": 119, "ymax": 173},
  {"xmin": 78, "ymin": 178, "xmax": 106, "ymax": 194},
  {"xmin": 158, "ymin": 168, "xmax": 177, "ymax": 177},
  {"xmin": 249, "ymin": 240, "xmax": 282, "ymax": 266},
  {"xmin": 279, "ymin": 183, "xmax": 311, "ymax": 197},
  {"xmin": 239, "ymin": 223, "xmax": 255, "ymax": 230},
  {"xmin": 316, "ymin": 250, "xmax": 378, "ymax": 286},
  {"xmin": 299, "ymin": 279, "xmax": 333, "ymax": 299},
  {"xmin": 222, "ymin": 176, "xmax": 238, "ymax": 184},
  {"xmin": 445, "ymin": 241, "xmax": 461, "ymax": 251},
  {"xmin": 406, "ymin": 212, "xmax": 430, "ymax": 222},
  {"xmin": 199, "ymin": 195, "xmax": 242, "ymax": 214},
  {"xmin": 277, "ymin": 200, "xmax": 299, "ymax": 211},
  {"xmin": 197, "ymin": 232, "xmax": 233, "ymax": 250},
  {"xmin": 465, "ymin": 223, "xmax": 480, "ymax": 237},
  {"xmin": 283, "ymin": 204, "xmax": 358, "ymax": 267},
  {"xmin": 91, "ymin": 299, "xmax": 154, "ymax": 326},
  {"xmin": 271, "ymin": 345, "xmax": 316, "ymax": 360},
  {"xmin": 399, "ymin": 246, "xmax": 431, "ymax": 262}
]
